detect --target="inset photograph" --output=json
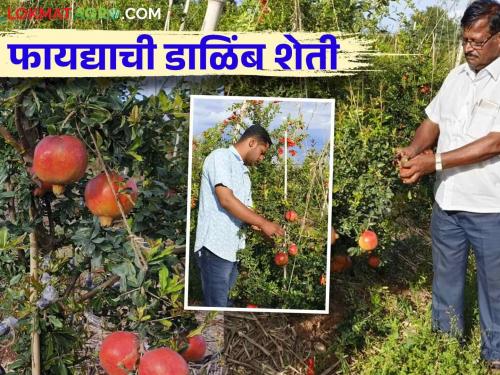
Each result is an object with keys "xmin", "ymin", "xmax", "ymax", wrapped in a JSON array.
[{"xmin": 185, "ymin": 95, "xmax": 335, "ymax": 313}]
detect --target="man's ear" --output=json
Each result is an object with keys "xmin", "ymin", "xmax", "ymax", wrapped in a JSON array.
[{"xmin": 248, "ymin": 138, "xmax": 257, "ymax": 148}]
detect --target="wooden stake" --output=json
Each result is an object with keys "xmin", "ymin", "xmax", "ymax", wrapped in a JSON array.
[{"xmin": 29, "ymin": 205, "xmax": 41, "ymax": 375}]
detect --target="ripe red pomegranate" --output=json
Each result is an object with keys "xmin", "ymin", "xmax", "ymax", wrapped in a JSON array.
[
  {"xmin": 368, "ymin": 255, "xmax": 381, "ymax": 269},
  {"xmin": 284, "ymin": 210, "xmax": 298, "ymax": 222},
  {"xmin": 358, "ymin": 230, "xmax": 378, "ymax": 252},
  {"xmin": 33, "ymin": 135, "xmax": 88, "ymax": 196},
  {"xmin": 419, "ymin": 84, "xmax": 431, "ymax": 95},
  {"xmin": 288, "ymin": 243, "xmax": 298, "ymax": 256},
  {"xmin": 85, "ymin": 172, "xmax": 138, "ymax": 227},
  {"xmin": 180, "ymin": 335, "xmax": 207, "ymax": 362},
  {"xmin": 138, "ymin": 348, "xmax": 189, "ymax": 375},
  {"xmin": 99, "ymin": 331, "xmax": 140, "ymax": 375},
  {"xmin": 274, "ymin": 251, "xmax": 288, "ymax": 266},
  {"xmin": 332, "ymin": 255, "xmax": 349, "ymax": 273}
]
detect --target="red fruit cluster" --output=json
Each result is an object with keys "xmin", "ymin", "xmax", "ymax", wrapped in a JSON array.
[
  {"xmin": 278, "ymin": 137, "xmax": 296, "ymax": 147},
  {"xmin": 99, "ymin": 332, "xmax": 207, "ymax": 375},
  {"xmin": 32, "ymin": 135, "xmax": 139, "ymax": 227},
  {"xmin": 227, "ymin": 113, "xmax": 239, "ymax": 122},
  {"xmin": 277, "ymin": 137, "xmax": 298, "ymax": 157},
  {"xmin": 249, "ymin": 100, "xmax": 264, "ymax": 105}
]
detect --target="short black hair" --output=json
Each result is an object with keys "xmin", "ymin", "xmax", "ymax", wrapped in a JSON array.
[
  {"xmin": 238, "ymin": 124, "xmax": 273, "ymax": 146},
  {"xmin": 461, "ymin": 0, "xmax": 500, "ymax": 34}
]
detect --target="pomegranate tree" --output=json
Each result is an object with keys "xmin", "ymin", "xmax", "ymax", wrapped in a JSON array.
[
  {"xmin": 85, "ymin": 172, "xmax": 138, "ymax": 227},
  {"xmin": 32, "ymin": 135, "xmax": 88, "ymax": 196},
  {"xmin": 138, "ymin": 348, "xmax": 189, "ymax": 375},
  {"xmin": 99, "ymin": 331, "xmax": 140, "ymax": 375}
]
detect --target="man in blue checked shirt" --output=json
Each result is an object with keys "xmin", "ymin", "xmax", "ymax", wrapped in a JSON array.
[{"xmin": 194, "ymin": 124, "xmax": 284, "ymax": 307}]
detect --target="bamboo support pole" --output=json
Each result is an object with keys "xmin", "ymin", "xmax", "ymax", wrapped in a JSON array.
[{"xmin": 29, "ymin": 205, "xmax": 41, "ymax": 375}]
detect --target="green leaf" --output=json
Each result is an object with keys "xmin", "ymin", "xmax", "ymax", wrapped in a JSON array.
[
  {"xmin": 159, "ymin": 319, "xmax": 173, "ymax": 329},
  {"xmin": 95, "ymin": 131, "xmax": 103, "ymax": 149},
  {"xmin": 9, "ymin": 274, "xmax": 22, "ymax": 286},
  {"xmin": 0, "ymin": 227, "xmax": 8, "ymax": 248},
  {"xmin": 0, "ymin": 191, "xmax": 16, "ymax": 199},
  {"xmin": 48, "ymin": 315, "xmax": 63, "ymax": 328},
  {"xmin": 127, "ymin": 151, "xmax": 143, "ymax": 161},
  {"xmin": 92, "ymin": 237, "xmax": 106, "ymax": 244},
  {"xmin": 159, "ymin": 266, "xmax": 169, "ymax": 293}
]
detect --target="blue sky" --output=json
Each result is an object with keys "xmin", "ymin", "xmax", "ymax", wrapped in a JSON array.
[
  {"xmin": 191, "ymin": 97, "xmax": 334, "ymax": 162},
  {"xmin": 381, "ymin": 0, "xmax": 469, "ymax": 32}
]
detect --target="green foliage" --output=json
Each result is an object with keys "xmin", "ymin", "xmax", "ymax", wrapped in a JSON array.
[
  {"xmin": 0, "ymin": 78, "xmax": 193, "ymax": 373},
  {"xmin": 324, "ymin": 254, "xmax": 488, "ymax": 375},
  {"xmin": 189, "ymin": 100, "xmax": 329, "ymax": 309}
]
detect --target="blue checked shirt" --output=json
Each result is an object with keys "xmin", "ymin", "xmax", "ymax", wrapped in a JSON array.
[{"xmin": 194, "ymin": 146, "xmax": 253, "ymax": 262}]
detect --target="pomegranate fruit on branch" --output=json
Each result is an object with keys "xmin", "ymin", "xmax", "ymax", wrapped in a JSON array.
[
  {"xmin": 180, "ymin": 334, "xmax": 207, "ymax": 362},
  {"xmin": 33, "ymin": 135, "xmax": 88, "ymax": 196},
  {"xmin": 99, "ymin": 331, "xmax": 140, "ymax": 375},
  {"xmin": 138, "ymin": 348, "xmax": 189, "ymax": 375},
  {"xmin": 85, "ymin": 171, "xmax": 138, "ymax": 227}
]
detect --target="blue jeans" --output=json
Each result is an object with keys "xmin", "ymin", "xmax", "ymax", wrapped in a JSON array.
[
  {"xmin": 431, "ymin": 203, "xmax": 500, "ymax": 360},
  {"xmin": 195, "ymin": 247, "xmax": 238, "ymax": 307}
]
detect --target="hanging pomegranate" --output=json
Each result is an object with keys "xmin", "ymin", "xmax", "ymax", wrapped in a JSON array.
[
  {"xmin": 85, "ymin": 172, "xmax": 138, "ymax": 227},
  {"xmin": 99, "ymin": 331, "xmax": 140, "ymax": 375},
  {"xmin": 180, "ymin": 335, "xmax": 207, "ymax": 362},
  {"xmin": 138, "ymin": 348, "xmax": 189, "ymax": 375},
  {"xmin": 32, "ymin": 135, "xmax": 88, "ymax": 196}
]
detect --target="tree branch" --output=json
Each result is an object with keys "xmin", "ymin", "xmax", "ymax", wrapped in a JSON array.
[
  {"xmin": 77, "ymin": 275, "xmax": 121, "ymax": 303},
  {"xmin": 0, "ymin": 126, "xmax": 25, "ymax": 154}
]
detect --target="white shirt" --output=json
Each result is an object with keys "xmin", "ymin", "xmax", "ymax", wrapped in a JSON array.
[
  {"xmin": 426, "ymin": 57, "xmax": 500, "ymax": 212},
  {"xmin": 194, "ymin": 146, "xmax": 253, "ymax": 262}
]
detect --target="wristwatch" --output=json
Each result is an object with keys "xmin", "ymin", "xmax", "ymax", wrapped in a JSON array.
[{"xmin": 435, "ymin": 153, "xmax": 442, "ymax": 171}]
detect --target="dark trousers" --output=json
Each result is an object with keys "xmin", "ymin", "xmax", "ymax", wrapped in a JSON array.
[
  {"xmin": 431, "ymin": 203, "xmax": 500, "ymax": 360},
  {"xmin": 195, "ymin": 247, "xmax": 238, "ymax": 307}
]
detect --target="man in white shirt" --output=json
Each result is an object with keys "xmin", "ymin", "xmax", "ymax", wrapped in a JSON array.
[
  {"xmin": 396, "ymin": 0, "xmax": 500, "ymax": 367},
  {"xmin": 194, "ymin": 125, "xmax": 284, "ymax": 307}
]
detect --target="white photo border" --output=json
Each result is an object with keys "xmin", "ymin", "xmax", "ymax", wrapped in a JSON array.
[{"xmin": 183, "ymin": 94, "xmax": 335, "ymax": 315}]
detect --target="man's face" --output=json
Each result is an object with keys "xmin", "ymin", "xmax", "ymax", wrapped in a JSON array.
[
  {"xmin": 245, "ymin": 139, "xmax": 269, "ymax": 166},
  {"xmin": 462, "ymin": 17, "xmax": 499, "ymax": 72}
]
